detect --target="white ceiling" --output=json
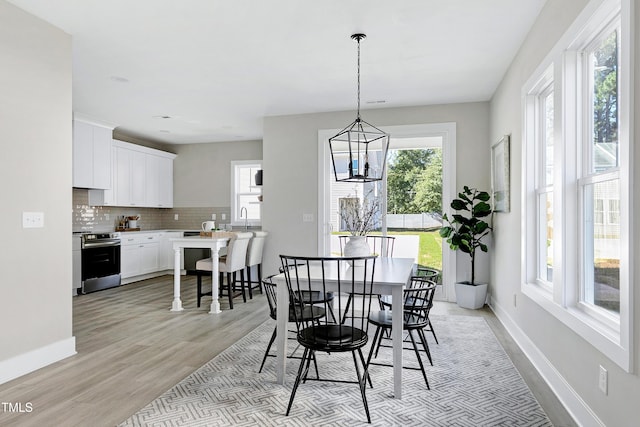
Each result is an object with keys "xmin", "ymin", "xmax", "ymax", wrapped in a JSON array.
[{"xmin": 8, "ymin": 0, "xmax": 546, "ymax": 144}]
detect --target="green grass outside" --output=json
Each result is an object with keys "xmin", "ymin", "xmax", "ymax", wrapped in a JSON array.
[
  {"xmin": 334, "ymin": 230, "xmax": 443, "ymax": 271},
  {"xmin": 388, "ymin": 230, "xmax": 443, "ymax": 271}
]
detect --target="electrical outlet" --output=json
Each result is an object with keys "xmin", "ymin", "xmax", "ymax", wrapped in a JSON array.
[
  {"xmin": 221, "ymin": 213, "xmax": 226, "ymax": 220},
  {"xmin": 105, "ymin": 213, "xmax": 110, "ymax": 221},
  {"xmin": 174, "ymin": 214, "xmax": 179, "ymax": 220},
  {"xmin": 598, "ymin": 365, "xmax": 608, "ymax": 395},
  {"xmin": 22, "ymin": 212, "xmax": 44, "ymax": 228},
  {"xmin": 212, "ymin": 213, "xmax": 216, "ymax": 220}
]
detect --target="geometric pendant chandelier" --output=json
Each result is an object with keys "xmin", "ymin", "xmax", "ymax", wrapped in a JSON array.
[{"xmin": 329, "ymin": 33, "xmax": 390, "ymax": 183}]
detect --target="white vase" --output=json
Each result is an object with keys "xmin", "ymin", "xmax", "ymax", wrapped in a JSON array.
[{"xmin": 343, "ymin": 236, "xmax": 371, "ymax": 265}]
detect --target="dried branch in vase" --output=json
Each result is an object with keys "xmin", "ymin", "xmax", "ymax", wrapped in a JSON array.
[{"xmin": 338, "ymin": 190, "xmax": 382, "ymax": 236}]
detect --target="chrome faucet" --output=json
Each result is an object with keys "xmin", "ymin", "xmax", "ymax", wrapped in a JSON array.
[{"xmin": 240, "ymin": 207, "xmax": 248, "ymax": 230}]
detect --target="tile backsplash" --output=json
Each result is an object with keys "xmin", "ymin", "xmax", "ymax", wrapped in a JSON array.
[{"xmin": 72, "ymin": 188, "xmax": 231, "ymax": 232}]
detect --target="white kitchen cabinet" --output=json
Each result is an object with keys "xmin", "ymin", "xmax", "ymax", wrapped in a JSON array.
[
  {"xmin": 90, "ymin": 140, "xmax": 175, "ymax": 207},
  {"xmin": 115, "ymin": 146, "xmax": 146, "ymax": 207},
  {"xmin": 120, "ymin": 233, "xmax": 160, "ymax": 279},
  {"xmin": 73, "ymin": 119, "xmax": 113, "ymax": 189},
  {"xmin": 145, "ymin": 155, "xmax": 160, "ymax": 207},
  {"xmin": 157, "ymin": 156, "xmax": 174, "ymax": 208},
  {"xmin": 88, "ymin": 145, "xmax": 117, "ymax": 206},
  {"xmin": 121, "ymin": 243, "xmax": 141, "ymax": 279},
  {"xmin": 139, "ymin": 241, "xmax": 159, "ymax": 274},
  {"xmin": 145, "ymin": 154, "xmax": 174, "ymax": 208}
]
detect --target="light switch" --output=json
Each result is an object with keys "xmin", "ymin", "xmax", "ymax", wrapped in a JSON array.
[
  {"xmin": 303, "ymin": 213, "xmax": 314, "ymax": 222},
  {"xmin": 23, "ymin": 212, "xmax": 44, "ymax": 228}
]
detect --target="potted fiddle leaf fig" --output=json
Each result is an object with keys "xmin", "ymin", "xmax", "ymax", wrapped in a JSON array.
[{"xmin": 439, "ymin": 186, "xmax": 492, "ymax": 309}]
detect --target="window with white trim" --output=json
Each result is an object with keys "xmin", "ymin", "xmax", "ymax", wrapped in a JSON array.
[
  {"xmin": 230, "ymin": 160, "xmax": 262, "ymax": 226},
  {"xmin": 522, "ymin": 0, "xmax": 631, "ymax": 370}
]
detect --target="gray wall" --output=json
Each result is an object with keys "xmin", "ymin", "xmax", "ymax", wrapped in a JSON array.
[
  {"xmin": 490, "ymin": 0, "xmax": 640, "ymax": 425},
  {"xmin": 262, "ymin": 102, "xmax": 490, "ymax": 278},
  {"xmin": 172, "ymin": 140, "xmax": 262, "ymax": 208},
  {"xmin": 0, "ymin": 1, "xmax": 74, "ymax": 364}
]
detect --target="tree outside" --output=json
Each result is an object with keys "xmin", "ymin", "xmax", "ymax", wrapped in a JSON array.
[
  {"xmin": 387, "ymin": 148, "xmax": 442, "ymax": 215},
  {"xmin": 386, "ymin": 148, "xmax": 443, "ymax": 271}
]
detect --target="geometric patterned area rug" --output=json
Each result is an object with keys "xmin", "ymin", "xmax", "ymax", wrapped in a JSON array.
[{"xmin": 119, "ymin": 315, "xmax": 552, "ymax": 426}]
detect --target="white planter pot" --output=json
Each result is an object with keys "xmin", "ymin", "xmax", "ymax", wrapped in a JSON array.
[{"xmin": 454, "ymin": 282, "xmax": 488, "ymax": 309}]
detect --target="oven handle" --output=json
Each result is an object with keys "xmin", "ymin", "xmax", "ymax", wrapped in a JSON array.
[{"xmin": 82, "ymin": 241, "xmax": 121, "ymax": 249}]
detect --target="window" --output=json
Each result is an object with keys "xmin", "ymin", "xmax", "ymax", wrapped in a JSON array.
[
  {"xmin": 230, "ymin": 160, "xmax": 262, "ymax": 226},
  {"xmin": 522, "ymin": 0, "xmax": 631, "ymax": 370},
  {"xmin": 579, "ymin": 23, "xmax": 621, "ymax": 318},
  {"xmin": 537, "ymin": 83, "xmax": 555, "ymax": 286}
]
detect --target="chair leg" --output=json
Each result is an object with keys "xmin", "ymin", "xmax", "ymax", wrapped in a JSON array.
[
  {"xmin": 341, "ymin": 293, "xmax": 354, "ymax": 324},
  {"xmin": 357, "ymin": 343, "xmax": 373, "ymax": 388},
  {"xmin": 226, "ymin": 272, "xmax": 234, "ymax": 309},
  {"xmin": 239, "ymin": 270, "xmax": 247, "ymax": 302},
  {"xmin": 258, "ymin": 326, "xmax": 277, "ymax": 373},
  {"xmin": 257, "ymin": 264, "xmax": 263, "ymax": 293},
  {"xmin": 428, "ymin": 319, "xmax": 439, "ymax": 344},
  {"xmin": 246, "ymin": 266, "xmax": 253, "ymax": 299},
  {"xmin": 408, "ymin": 329, "xmax": 430, "ymax": 389},
  {"xmin": 326, "ymin": 302, "xmax": 337, "ymax": 324},
  {"xmin": 352, "ymin": 349, "xmax": 371, "ymax": 423},
  {"xmin": 417, "ymin": 328, "xmax": 433, "ymax": 366},
  {"xmin": 286, "ymin": 347, "xmax": 311, "ymax": 416},
  {"xmin": 196, "ymin": 271, "xmax": 203, "ymax": 307},
  {"xmin": 365, "ymin": 326, "xmax": 382, "ymax": 368},
  {"xmin": 374, "ymin": 325, "xmax": 386, "ymax": 359},
  {"xmin": 302, "ymin": 349, "xmax": 315, "ymax": 383}
]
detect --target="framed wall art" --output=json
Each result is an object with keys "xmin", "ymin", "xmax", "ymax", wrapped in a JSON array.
[{"xmin": 491, "ymin": 135, "xmax": 510, "ymax": 212}]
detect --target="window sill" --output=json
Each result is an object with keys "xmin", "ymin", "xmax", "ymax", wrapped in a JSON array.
[{"xmin": 522, "ymin": 282, "xmax": 631, "ymax": 372}]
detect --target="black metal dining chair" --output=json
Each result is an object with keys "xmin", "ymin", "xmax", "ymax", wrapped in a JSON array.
[
  {"xmin": 258, "ymin": 275, "xmax": 325, "ymax": 373},
  {"xmin": 414, "ymin": 266, "xmax": 441, "ymax": 343},
  {"xmin": 366, "ymin": 276, "xmax": 437, "ymax": 389},
  {"xmin": 280, "ymin": 254, "xmax": 377, "ymax": 424}
]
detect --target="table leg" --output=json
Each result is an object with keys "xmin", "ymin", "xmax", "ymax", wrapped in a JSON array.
[
  {"xmin": 171, "ymin": 248, "xmax": 183, "ymax": 311},
  {"xmin": 391, "ymin": 285, "xmax": 403, "ymax": 398},
  {"xmin": 209, "ymin": 244, "xmax": 222, "ymax": 314},
  {"xmin": 275, "ymin": 278, "xmax": 288, "ymax": 384}
]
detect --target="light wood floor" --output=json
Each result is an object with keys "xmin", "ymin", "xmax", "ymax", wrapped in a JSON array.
[{"xmin": 0, "ymin": 275, "xmax": 576, "ymax": 427}]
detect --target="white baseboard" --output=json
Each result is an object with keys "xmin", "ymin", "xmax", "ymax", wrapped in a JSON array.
[
  {"xmin": 0, "ymin": 337, "xmax": 76, "ymax": 385},
  {"xmin": 489, "ymin": 298, "xmax": 605, "ymax": 427}
]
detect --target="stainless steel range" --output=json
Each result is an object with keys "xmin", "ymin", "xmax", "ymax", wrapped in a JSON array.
[{"xmin": 80, "ymin": 233, "xmax": 121, "ymax": 294}]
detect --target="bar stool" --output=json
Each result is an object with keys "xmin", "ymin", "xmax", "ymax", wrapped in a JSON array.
[
  {"xmin": 196, "ymin": 232, "xmax": 253, "ymax": 309},
  {"xmin": 245, "ymin": 230, "xmax": 268, "ymax": 299}
]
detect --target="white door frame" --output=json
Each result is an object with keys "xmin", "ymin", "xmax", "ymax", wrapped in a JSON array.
[{"xmin": 318, "ymin": 122, "xmax": 457, "ymax": 302}]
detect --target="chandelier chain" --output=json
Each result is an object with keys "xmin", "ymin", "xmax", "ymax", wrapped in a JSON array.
[{"xmin": 356, "ymin": 36, "xmax": 361, "ymax": 120}]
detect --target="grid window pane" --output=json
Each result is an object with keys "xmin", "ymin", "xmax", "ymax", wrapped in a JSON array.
[
  {"xmin": 537, "ymin": 192, "xmax": 553, "ymax": 283},
  {"xmin": 238, "ymin": 195, "xmax": 261, "ymax": 220},
  {"xmin": 544, "ymin": 91, "xmax": 554, "ymax": 186},
  {"xmin": 590, "ymin": 29, "xmax": 619, "ymax": 173},
  {"xmin": 583, "ymin": 180, "xmax": 620, "ymax": 314}
]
